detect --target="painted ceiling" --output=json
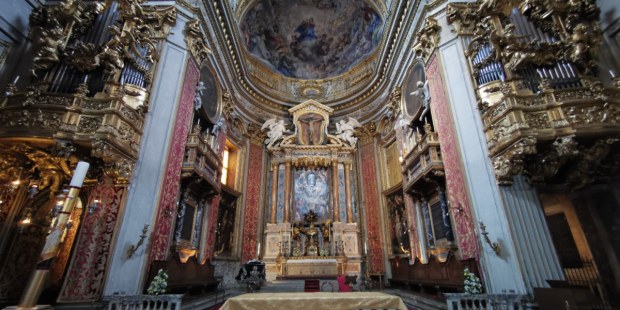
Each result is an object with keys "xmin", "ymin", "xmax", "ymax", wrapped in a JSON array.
[{"xmin": 240, "ymin": 0, "xmax": 384, "ymax": 79}]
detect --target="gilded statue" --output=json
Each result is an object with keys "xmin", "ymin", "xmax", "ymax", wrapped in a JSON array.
[
  {"xmin": 321, "ymin": 219, "xmax": 331, "ymax": 243},
  {"xmin": 22, "ymin": 149, "xmax": 77, "ymax": 198},
  {"xmin": 31, "ymin": 21, "xmax": 65, "ymax": 76},
  {"xmin": 99, "ymin": 25, "xmax": 125, "ymax": 76}
]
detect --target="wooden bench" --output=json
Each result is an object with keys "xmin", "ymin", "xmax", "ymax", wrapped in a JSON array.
[
  {"xmin": 147, "ymin": 255, "xmax": 219, "ymax": 294},
  {"xmin": 389, "ymin": 253, "xmax": 478, "ymax": 294}
]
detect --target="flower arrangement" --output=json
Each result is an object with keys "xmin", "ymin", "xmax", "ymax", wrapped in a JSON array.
[
  {"xmin": 463, "ymin": 268, "xmax": 483, "ymax": 294},
  {"xmin": 147, "ymin": 269, "xmax": 168, "ymax": 295}
]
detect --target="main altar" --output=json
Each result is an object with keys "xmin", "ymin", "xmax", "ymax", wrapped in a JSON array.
[{"xmin": 260, "ymin": 99, "xmax": 362, "ymax": 280}]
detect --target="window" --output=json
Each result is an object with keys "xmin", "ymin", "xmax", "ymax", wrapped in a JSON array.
[
  {"xmin": 220, "ymin": 141, "xmax": 239, "ymax": 188},
  {"xmin": 221, "ymin": 147, "xmax": 229, "ymax": 184}
]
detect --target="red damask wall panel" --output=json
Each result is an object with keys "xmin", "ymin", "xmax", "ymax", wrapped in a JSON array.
[
  {"xmin": 58, "ymin": 178, "xmax": 127, "ymax": 302},
  {"xmin": 240, "ymin": 143, "xmax": 263, "ymax": 262},
  {"xmin": 150, "ymin": 59, "xmax": 200, "ymax": 260},
  {"xmin": 426, "ymin": 56, "xmax": 478, "ymax": 260},
  {"xmin": 361, "ymin": 143, "xmax": 385, "ymax": 273}
]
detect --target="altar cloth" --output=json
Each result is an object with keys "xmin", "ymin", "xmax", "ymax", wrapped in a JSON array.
[{"xmin": 218, "ymin": 292, "xmax": 407, "ymax": 310}]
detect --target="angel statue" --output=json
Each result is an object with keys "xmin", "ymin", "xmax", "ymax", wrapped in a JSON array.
[
  {"xmin": 261, "ymin": 118, "xmax": 289, "ymax": 147},
  {"xmin": 335, "ymin": 117, "xmax": 361, "ymax": 146},
  {"xmin": 410, "ymin": 80, "xmax": 430, "ymax": 121}
]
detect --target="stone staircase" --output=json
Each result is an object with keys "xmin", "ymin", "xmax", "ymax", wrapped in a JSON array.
[
  {"xmin": 304, "ymin": 279, "xmax": 321, "ymax": 292},
  {"xmin": 181, "ymin": 289, "xmax": 232, "ymax": 310},
  {"xmin": 260, "ymin": 279, "xmax": 306, "ymax": 293}
]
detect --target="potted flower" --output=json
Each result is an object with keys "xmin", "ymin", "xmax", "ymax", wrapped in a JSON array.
[
  {"xmin": 147, "ymin": 269, "xmax": 168, "ymax": 295},
  {"xmin": 463, "ymin": 268, "xmax": 483, "ymax": 294}
]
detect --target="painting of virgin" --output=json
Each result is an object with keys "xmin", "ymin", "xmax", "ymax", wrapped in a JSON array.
[{"xmin": 294, "ymin": 169, "xmax": 329, "ymax": 221}]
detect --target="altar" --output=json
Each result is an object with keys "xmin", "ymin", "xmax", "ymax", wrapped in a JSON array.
[
  {"xmin": 280, "ymin": 258, "xmax": 342, "ymax": 277},
  {"xmin": 219, "ymin": 292, "xmax": 407, "ymax": 310},
  {"xmin": 259, "ymin": 100, "xmax": 363, "ymax": 280}
]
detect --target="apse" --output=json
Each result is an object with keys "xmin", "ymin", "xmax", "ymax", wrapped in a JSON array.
[{"xmin": 240, "ymin": 0, "xmax": 384, "ymax": 79}]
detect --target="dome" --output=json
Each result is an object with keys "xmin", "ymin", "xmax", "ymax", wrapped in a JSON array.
[{"xmin": 240, "ymin": 0, "xmax": 384, "ymax": 79}]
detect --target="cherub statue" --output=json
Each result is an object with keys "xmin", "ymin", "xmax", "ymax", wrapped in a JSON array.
[
  {"xmin": 261, "ymin": 118, "xmax": 289, "ymax": 147},
  {"xmin": 335, "ymin": 117, "xmax": 361, "ymax": 146},
  {"xmin": 410, "ymin": 80, "xmax": 431, "ymax": 121}
]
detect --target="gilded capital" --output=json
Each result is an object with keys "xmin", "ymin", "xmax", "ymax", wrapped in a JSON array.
[{"xmin": 413, "ymin": 17, "xmax": 440, "ymax": 63}]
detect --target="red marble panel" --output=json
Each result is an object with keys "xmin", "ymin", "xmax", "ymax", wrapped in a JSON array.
[
  {"xmin": 58, "ymin": 178, "xmax": 127, "ymax": 302},
  {"xmin": 361, "ymin": 143, "xmax": 385, "ymax": 273},
  {"xmin": 426, "ymin": 55, "xmax": 478, "ymax": 260},
  {"xmin": 150, "ymin": 59, "xmax": 200, "ymax": 260},
  {"xmin": 241, "ymin": 142, "xmax": 263, "ymax": 262}
]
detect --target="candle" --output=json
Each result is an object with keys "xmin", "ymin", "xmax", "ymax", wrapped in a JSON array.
[
  {"xmin": 70, "ymin": 161, "xmax": 90, "ymax": 188},
  {"xmin": 83, "ymin": 75, "xmax": 89, "ymax": 83},
  {"xmin": 13, "ymin": 75, "xmax": 19, "ymax": 84},
  {"xmin": 257, "ymin": 242, "xmax": 261, "ymax": 257},
  {"xmin": 610, "ymin": 70, "xmax": 616, "ymax": 79},
  {"xmin": 364, "ymin": 242, "xmax": 368, "ymax": 255}
]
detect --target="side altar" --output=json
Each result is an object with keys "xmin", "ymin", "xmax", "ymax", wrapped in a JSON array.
[{"xmin": 259, "ymin": 100, "xmax": 363, "ymax": 281}]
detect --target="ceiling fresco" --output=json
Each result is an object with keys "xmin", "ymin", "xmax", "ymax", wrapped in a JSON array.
[{"xmin": 240, "ymin": 0, "xmax": 384, "ymax": 79}]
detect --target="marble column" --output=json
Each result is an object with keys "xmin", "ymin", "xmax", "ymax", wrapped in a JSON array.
[
  {"xmin": 270, "ymin": 163, "xmax": 279, "ymax": 224},
  {"xmin": 499, "ymin": 175, "xmax": 564, "ymax": 292},
  {"xmin": 332, "ymin": 161, "xmax": 340, "ymax": 222},
  {"xmin": 100, "ymin": 16, "xmax": 192, "ymax": 296},
  {"xmin": 345, "ymin": 162, "xmax": 354, "ymax": 223},
  {"xmin": 283, "ymin": 161, "xmax": 291, "ymax": 223}
]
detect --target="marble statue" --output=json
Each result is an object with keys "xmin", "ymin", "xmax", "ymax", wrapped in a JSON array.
[
  {"xmin": 335, "ymin": 117, "xmax": 361, "ymax": 146},
  {"xmin": 261, "ymin": 118, "xmax": 289, "ymax": 146}
]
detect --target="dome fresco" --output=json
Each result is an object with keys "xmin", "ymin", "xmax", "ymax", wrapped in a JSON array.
[{"xmin": 241, "ymin": 0, "xmax": 384, "ymax": 79}]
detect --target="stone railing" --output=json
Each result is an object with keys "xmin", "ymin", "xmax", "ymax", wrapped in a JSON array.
[
  {"xmin": 444, "ymin": 293, "xmax": 534, "ymax": 310},
  {"xmin": 103, "ymin": 294, "xmax": 183, "ymax": 310}
]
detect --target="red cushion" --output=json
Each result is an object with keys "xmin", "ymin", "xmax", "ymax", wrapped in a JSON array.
[{"xmin": 337, "ymin": 276, "xmax": 352, "ymax": 292}]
